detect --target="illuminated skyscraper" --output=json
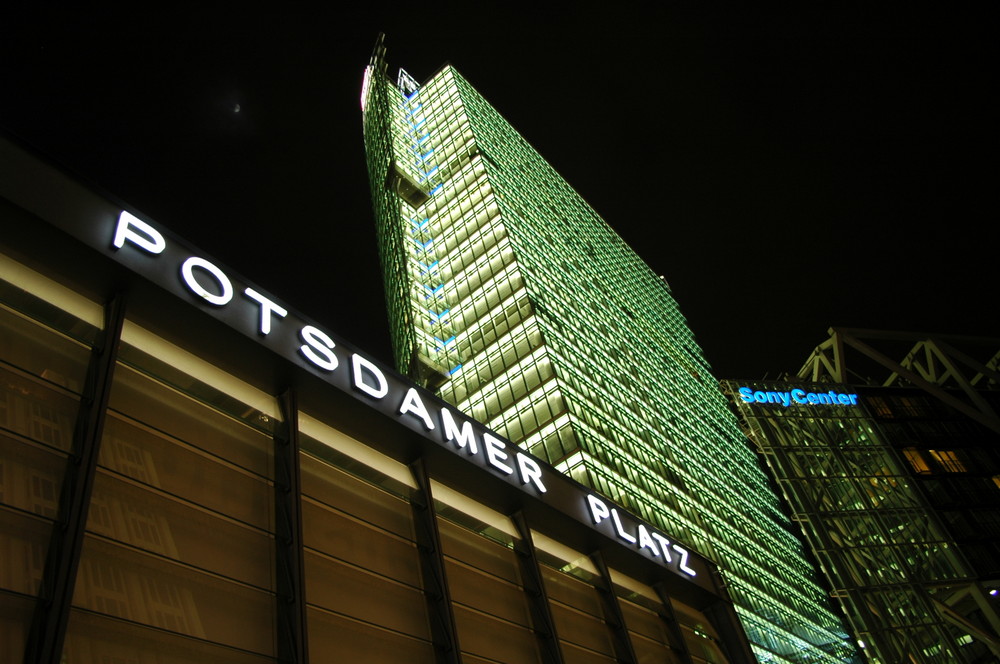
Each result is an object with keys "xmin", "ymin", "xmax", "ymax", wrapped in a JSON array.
[{"xmin": 361, "ymin": 37, "xmax": 859, "ymax": 663}]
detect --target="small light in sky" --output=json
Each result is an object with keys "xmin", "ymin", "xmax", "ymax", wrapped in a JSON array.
[{"xmin": 234, "ymin": 103, "xmax": 241, "ymax": 113}]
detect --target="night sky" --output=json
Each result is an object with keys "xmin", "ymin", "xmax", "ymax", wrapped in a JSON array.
[{"xmin": 3, "ymin": 6, "xmax": 995, "ymax": 380}]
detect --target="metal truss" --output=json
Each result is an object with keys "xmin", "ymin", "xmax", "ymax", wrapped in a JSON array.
[{"xmin": 798, "ymin": 328, "xmax": 1000, "ymax": 434}]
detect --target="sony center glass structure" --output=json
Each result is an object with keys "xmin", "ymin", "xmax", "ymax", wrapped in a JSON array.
[{"xmin": 361, "ymin": 38, "xmax": 858, "ymax": 663}]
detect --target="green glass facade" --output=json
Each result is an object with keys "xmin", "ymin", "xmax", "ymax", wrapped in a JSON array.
[{"xmin": 362, "ymin": 41, "xmax": 858, "ymax": 663}]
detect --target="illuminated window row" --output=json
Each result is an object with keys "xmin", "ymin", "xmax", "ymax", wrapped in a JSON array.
[
  {"xmin": 440, "ymin": 264, "xmax": 524, "ymax": 359},
  {"xmin": 445, "ymin": 316, "xmax": 541, "ymax": 404},
  {"xmin": 451, "ymin": 288, "xmax": 531, "ymax": 363},
  {"xmin": 429, "ymin": 220, "xmax": 512, "ymax": 291},
  {"xmin": 485, "ymin": 377, "xmax": 567, "ymax": 446},
  {"xmin": 424, "ymin": 174, "xmax": 495, "ymax": 233},
  {"xmin": 462, "ymin": 346, "xmax": 554, "ymax": 423},
  {"xmin": 454, "ymin": 325, "xmax": 545, "ymax": 422},
  {"xmin": 549, "ymin": 353, "xmax": 813, "ymax": 567}
]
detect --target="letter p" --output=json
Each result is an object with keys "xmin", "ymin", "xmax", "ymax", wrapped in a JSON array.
[
  {"xmin": 113, "ymin": 211, "xmax": 165, "ymax": 254},
  {"xmin": 587, "ymin": 494, "xmax": 611, "ymax": 525}
]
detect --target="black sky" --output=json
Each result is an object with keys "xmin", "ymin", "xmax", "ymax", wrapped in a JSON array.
[{"xmin": 2, "ymin": 5, "xmax": 995, "ymax": 379}]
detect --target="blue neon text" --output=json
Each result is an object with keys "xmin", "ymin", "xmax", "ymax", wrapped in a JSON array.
[{"xmin": 738, "ymin": 387, "xmax": 859, "ymax": 407}]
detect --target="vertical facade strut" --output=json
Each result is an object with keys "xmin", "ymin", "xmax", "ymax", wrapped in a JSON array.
[
  {"xmin": 650, "ymin": 582, "xmax": 694, "ymax": 663},
  {"xmin": 689, "ymin": 583, "xmax": 759, "ymax": 664},
  {"xmin": 275, "ymin": 388, "xmax": 308, "ymax": 663},
  {"xmin": 510, "ymin": 511, "xmax": 565, "ymax": 664},
  {"xmin": 588, "ymin": 550, "xmax": 638, "ymax": 664},
  {"xmin": 409, "ymin": 458, "xmax": 462, "ymax": 664},
  {"xmin": 24, "ymin": 292, "xmax": 126, "ymax": 664}
]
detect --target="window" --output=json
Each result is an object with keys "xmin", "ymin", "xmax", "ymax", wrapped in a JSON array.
[
  {"xmin": 929, "ymin": 450, "xmax": 967, "ymax": 473},
  {"xmin": 902, "ymin": 448, "xmax": 931, "ymax": 474}
]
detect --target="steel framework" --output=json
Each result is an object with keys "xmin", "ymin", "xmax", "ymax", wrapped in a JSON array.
[{"xmin": 798, "ymin": 328, "xmax": 1000, "ymax": 434}]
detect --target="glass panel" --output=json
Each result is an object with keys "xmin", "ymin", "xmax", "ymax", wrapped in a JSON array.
[
  {"xmin": 682, "ymin": 624, "xmax": 730, "ymax": 664},
  {"xmin": 0, "ymin": 433, "xmax": 66, "ymax": 519},
  {"xmin": 0, "ymin": 301, "xmax": 92, "ymax": 396},
  {"xmin": 560, "ymin": 640, "xmax": 617, "ymax": 664},
  {"xmin": 0, "ymin": 254, "xmax": 100, "ymax": 651},
  {"xmin": 66, "ymin": 326, "xmax": 278, "ymax": 659},
  {"xmin": 674, "ymin": 599, "xmax": 729, "ymax": 664},
  {"xmin": 0, "ymin": 591, "xmax": 34, "ymax": 664},
  {"xmin": 304, "ymin": 546, "xmax": 428, "ymax": 638},
  {"xmin": 0, "ymin": 363, "xmax": 81, "ymax": 455},
  {"xmin": 301, "ymin": 498, "xmax": 421, "ymax": 587},
  {"xmin": 444, "ymin": 556, "xmax": 532, "ymax": 627},
  {"xmin": 88, "ymin": 470, "xmax": 273, "ymax": 588},
  {"xmin": 630, "ymin": 631, "xmax": 685, "ymax": 664},
  {"xmin": 307, "ymin": 606, "xmax": 437, "ymax": 664},
  {"xmin": 540, "ymin": 565, "xmax": 615, "ymax": 659},
  {"xmin": 437, "ymin": 515, "xmax": 520, "ymax": 584},
  {"xmin": 611, "ymin": 570, "xmax": 687, "ymax": 661},
  {"xmin": 0, "ymin": 258, "xmax": 101, "ymax": 347},
  {"xmin": 619, "ymin": 597, "xmax": 668, "ymax": 642},
  {"xmin": 118, "ymin": 322, "xmax": 278, "ymax": 427},
  {"xmin": 432, "ymin": 483, "xmax": 541, "ymax": 663},
  {"xmin": 452, "ymin": 603, "xmax": 542, "ymax": 664},
  {"xmin": 100, "ymin": 415, "xmax": 272, "ymax": 531},
  {"xmin": 300, "ymin": 450, "xmax": 415, "ymax": 540},
  {"xmin": 72, "ymin": 534, "xmax": 275, "ymax": 654},
  {"xmin": 540, "ymin": 564, "xmax": 604, "ymax": 620},
  {"xmin": 107, "ymin": 362, "xmax": 274, "ymax": 478},
  {"xmin": 300, "ymin": 437, "xmax": 431, "ymax": 651},
  {"xmin": 0, "ymin": 507, "xmax": 49, "ymax": 595},
  {"xmin": 63, "ymin": 607, "xmax": 276, "ymax": 664}
]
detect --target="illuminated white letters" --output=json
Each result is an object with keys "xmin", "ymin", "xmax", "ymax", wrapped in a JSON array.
[
  {"xmin": 673, "ymin": 545, "xmax": 696, "ymax": 576},
  {"xmin": 611, "ymin": 509, "xmax": 637, "ymax": 544},
  {"xmin": 441, "ymin": 408, "xmax": 478, "ymax": 454},
  {"xmin": 399, "ymin": 387, "xmax": 435, "ymax": 430},
  {"xmin": 105, "ymin": 211, "xmax": 692, "ymax": 583},
  {"xmin": 437, "ymin": 411, "xmax": 546, "ymax": 493},
  {"xmin": 112, "ymin": 211, "xmax": 165, "ymax": 254},
  {"xmin": 637, "ymin": 524, "xmax": 659, "ymax": 555},
  {"xmin": 482, "ymin": 433, "xmax": 514, "ymax": 475},
  {"xmin": 515, "ymin": 453, "xmax": 546, "ymax": 493},
  {"xmin": 351, "ymin": 353, "xmax": 388, "ymax": 399},
  {"xmin": 299, "ymin": 325, "xmax": 338, "ymax": 371},
  {"xmin": 587, "ymin": 494, "xmax": 611, "ymax": 524},
  {"xmin": 651, "ymin": 532, "xmax": 672, "ymax": 562},
  {"xmin": 180, "ymin": 257, "xmax": 233, "ymax": 306},
  {"xmin": 243, "ymin": 287, "xmax": 287, "ymax": 335},
  {"xmin": 585, "ymin": 494, "xmax": 694, "ymax": 576}
]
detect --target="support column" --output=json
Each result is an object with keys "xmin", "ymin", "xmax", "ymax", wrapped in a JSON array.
[
  {"xmin": 697, "ymin": 572, "xmax": 758, "ymax": 664},
  {"xmin": 588, "ymin": 550, "xmax": 638, "ymax": 664},
  {"xmin": 651, "ymin": 581, "xmax": 695, "ymax": 663},
  {"xmin": 410, "ymin": 458, "xmax": 462, "ymax": 664},
  {"xmin": 275, "ymin": 389, "xmax": 308, "ymax": 663},
  {"xmin": 24, "ymin": 293, "xmax": 126, "ymax": 664},
  {"xmin": 511, "ymin": 511, "xmax": 564, "ymax": 664}
]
